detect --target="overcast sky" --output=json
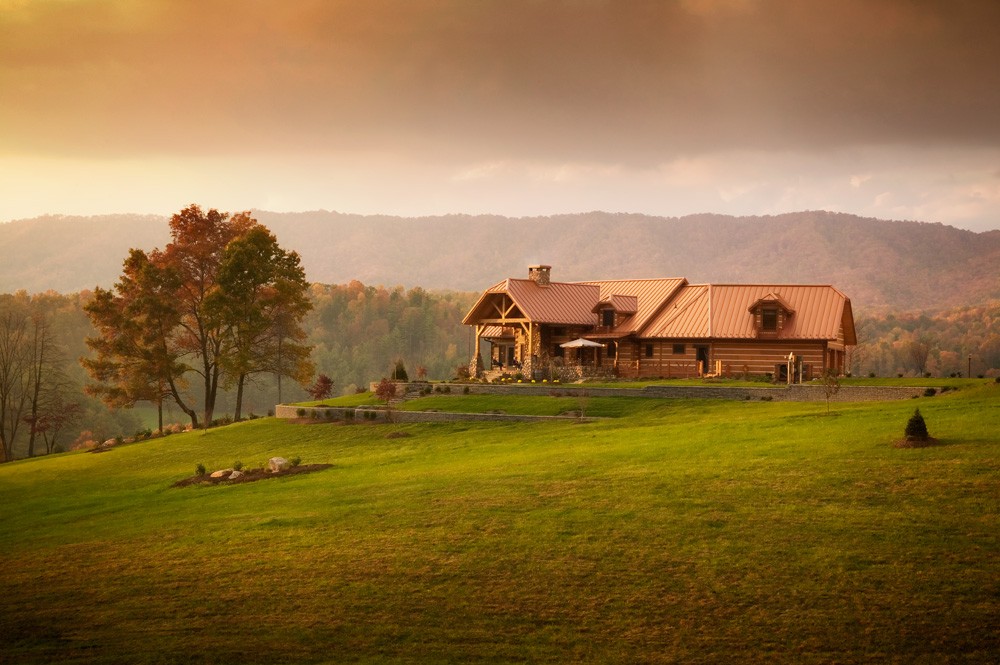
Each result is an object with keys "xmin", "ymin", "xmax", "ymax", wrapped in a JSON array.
[{"xmin": 2, "ymin": 0, "xmax": 999, "ymax": 231}]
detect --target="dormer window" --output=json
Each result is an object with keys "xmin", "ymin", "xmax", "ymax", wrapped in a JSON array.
[
  {"xmin": 762, "ymin": 308, "xmax": 778, "ymax": 332},
  {"xmin": 601, "ymin": 308, "xmax": 615, "ymax": 327},
  {"xmin": 748, "ymin": 293, "xmax": 794, "ymax": 338}
]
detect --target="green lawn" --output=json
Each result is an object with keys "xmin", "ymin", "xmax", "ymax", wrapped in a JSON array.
[{"xmin": 1, "ymin": 385, "xmax": 998, "ymax": 663}]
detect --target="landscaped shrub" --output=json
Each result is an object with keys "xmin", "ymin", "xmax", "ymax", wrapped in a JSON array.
[
  {"xmin": 307, "ymin": 374, "xmax": 335, "ymax": 400},
  {"xmin": 196, "ymin": 463, "xmax": 207, "ymax": 476},
  {"xmin": 344, "ymin": 409, "xmax": 355, "ymax": 420},
  {"xmin": 290, "ymin": 457, "xmax": 301, "ymax": 467},
  {"xmin": 296, "ymin": 408, "xmax": 306, "ymax": 417},
  {"xmin": 463, "ymin": 386, "xmax": 470, "ymax": 394},
  {"xmin": 233, "ymin": 460, "xmax": 244, "ymax": 471},
  {"xmin": 923, "ymin": 388, "xmax": 937, "ymax": 397},
  {"xmin": 905, "ymin": 409, "xmax": 929, "ymax": 441}
]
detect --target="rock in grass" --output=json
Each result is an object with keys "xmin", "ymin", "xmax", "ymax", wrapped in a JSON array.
[
  {"xmin": 268, "ymin": 457, "xmax": 291, "ymax": 473},
  {"xmin": 228, "ymin": 470, "xmax": 245, "ymax": 480},
  {"xmin": 210, "ymin": 468, "xmax": 233, "ymax": 478}
]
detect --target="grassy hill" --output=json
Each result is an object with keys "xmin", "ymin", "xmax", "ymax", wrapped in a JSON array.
[{"xmin": 2, "ymin": 385, "xmax": 998, "ymax": 663}]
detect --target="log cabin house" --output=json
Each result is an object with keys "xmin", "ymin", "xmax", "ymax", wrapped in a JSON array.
[{"xmin": 463, "ymin": 265, "xmax": 856, "ymax": 382}]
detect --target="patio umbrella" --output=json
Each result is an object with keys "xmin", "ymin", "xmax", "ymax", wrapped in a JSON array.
[{"xmin": 560, "ymin": 338, "xmax": 605, "ymax": 348}]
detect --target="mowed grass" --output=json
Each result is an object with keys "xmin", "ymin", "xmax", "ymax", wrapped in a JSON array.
[{"xmin": 1, "ymin": 386, "xmax": 998, "ymax": 663}]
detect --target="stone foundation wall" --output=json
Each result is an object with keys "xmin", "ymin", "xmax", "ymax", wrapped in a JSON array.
[
  {"xmin": 403, "ymin": 382, "xmax": 930, "ymax": 402},
  {"xmin": 280, "ymin": 384, "xmax": 931, "ymax": 425},
  {"xmin": 274, "ymin": 404, "xmax": 587, "ymax": 424}
]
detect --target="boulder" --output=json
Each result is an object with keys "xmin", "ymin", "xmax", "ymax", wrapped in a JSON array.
[
  {"xmin": 268, "ymin": 457, "xmax": 291, "ymax": 473},
  {"xmin": 228, "ymin": 470, "xmax": 245, "ymax": 480},
  {"xmin": 210, "ymin": 468, "xmax": 234, "ymax": 478}
]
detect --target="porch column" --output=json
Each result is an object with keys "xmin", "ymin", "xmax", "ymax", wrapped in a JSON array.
[
  {"xmin": 469, "ymin": 325, "xmax": 484, "ymax": 377},
  {"xmin": 524, "ymin": 322, "xmax": 535, "ymax": 376}
]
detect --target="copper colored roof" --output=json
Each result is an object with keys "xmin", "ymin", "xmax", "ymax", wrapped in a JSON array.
[
  {"xmin": 641, "ymin": 284, "xmax": 710, "ymax": 338},
  {"xmin": 462, "ymin": 278, "xmax": 600, "ymax": 325},
  {"xmin": 464, "ymin": 271, "xmax": 853, "ymax": 344},
  {"xmin": 577, "ymin": 278, "xmax": 687, "ymax": 334},
  {"xmin": 480, "ymin": 325, "xmax": 515, "ymax": 339},
  {"xmin": 642, "ymin": 284, "xmax": 852, "ymax": 340}
]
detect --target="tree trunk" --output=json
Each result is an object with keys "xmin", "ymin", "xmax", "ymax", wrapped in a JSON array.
[
  {"xmin": 167, "ymin": 376, "xmax": 199, "ymax": 429},
  {"xmin": 234, "ymin": 374, "xmax": 246, "ymax": 422}
]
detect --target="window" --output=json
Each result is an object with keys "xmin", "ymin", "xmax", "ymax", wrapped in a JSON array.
[
  {"xmin": 762, "ymin": 308, "xmax": 778, "ymax": 332},
  {"xmin": 645, "ymin": 343, "xmax": 654, "ymax": 358},
  {"xmin": 601, "ymin": 308, "xmax": 615, "ymax": 327},
  {"xmin": 672, "ymin": 343, "xmax": 686, "ymax": 355},
  {"xmin": 608, "ymin": 341, "xmax": 617, "ymax": 359}
]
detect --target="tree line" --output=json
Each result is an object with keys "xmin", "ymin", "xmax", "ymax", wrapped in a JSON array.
[
  {"xmin": 0, "ymin": 291, "xmax": 142, "ymax": 462},
  {"xmin": 850, "ymin": 303, "xmax": 1000, "ymax": 378}
]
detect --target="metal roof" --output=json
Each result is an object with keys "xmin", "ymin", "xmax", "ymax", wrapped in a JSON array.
[
  {"xmin": 462, "ymin": 278, "xmax": 600, "ymax": 325},
  {"xmin": 641, "ymin": 284, "xmax": 710, "ymax": 338},
  {"xmin": 576, "ymin": 278, "xmax": 687, "ymax": 334},
  {"xmin": 465, "ymin": 270, "xmax": 853, "ymax": 343},
  {"xmin": 642, "ymin": 283, "xmax": 851, "ymax": 340}
]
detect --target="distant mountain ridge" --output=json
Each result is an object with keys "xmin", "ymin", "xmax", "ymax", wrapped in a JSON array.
[{"xmin": 2, "ymin": 210, "xmax": 998, "ymax": 313}]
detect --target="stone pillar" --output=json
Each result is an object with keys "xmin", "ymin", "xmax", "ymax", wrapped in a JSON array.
[{"xmin": 469, "ymin": 326, "xmax": 483, "ymax": 377}]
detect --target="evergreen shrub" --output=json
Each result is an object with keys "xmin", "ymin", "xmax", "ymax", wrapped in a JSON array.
[{"xmin": 905, "ymin": 409, "xmax": 929, "ymax": 440}]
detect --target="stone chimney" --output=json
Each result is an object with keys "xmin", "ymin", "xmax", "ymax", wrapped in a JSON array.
[{"xmin": 528, "ymin": 265, "xmax": 551, "ymax": 286}]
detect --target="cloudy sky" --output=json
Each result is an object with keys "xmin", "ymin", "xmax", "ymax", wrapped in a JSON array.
[{"xmin": 2, "ymin": 0, "xmax": 999, "ymax": 231}]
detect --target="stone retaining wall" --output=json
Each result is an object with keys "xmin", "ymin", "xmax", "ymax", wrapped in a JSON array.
[
  {"xmin": 420, "ymin": 382, "xmax": 930, "ymax": 402},
  {"xmin": 277, "ymin": 383, "xmax": 933, "ymax": 424},
  {"xmin": 274, "ymin": 404, "xmax": 586, "ymax": 424}
]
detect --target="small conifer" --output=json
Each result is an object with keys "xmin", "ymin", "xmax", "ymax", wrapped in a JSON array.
[{"xmin": 905, "ymin": 408, "xmax": 929, "ymax": 440}]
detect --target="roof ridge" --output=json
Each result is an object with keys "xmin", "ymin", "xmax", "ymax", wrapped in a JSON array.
[{"xmin": 690, "ymin": 282, "xmax": 835, "ymax": 288}]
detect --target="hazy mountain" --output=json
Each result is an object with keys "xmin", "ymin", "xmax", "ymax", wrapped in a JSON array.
[{"xmin": 2, "ymin": 210, "xmax": 998, "ymax": 313}]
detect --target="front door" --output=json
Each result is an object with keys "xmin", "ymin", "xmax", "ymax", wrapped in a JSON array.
[{"xmin": 695, "ymin": 346, "xmax": 710, "ymax": 376}]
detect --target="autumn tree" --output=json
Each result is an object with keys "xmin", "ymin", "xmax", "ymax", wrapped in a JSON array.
[
  {"xmin": 84, "ymin": 205, "xmax": 312, "ymax": 428},
  {"xmin": 307, "ymin": 374, "xmax": 334, "ymax": 401},
  {"xmin": 205, "ymin": 225, "xmax": 313, "ymax": 420},
  {"xmin": 83, "ymin": 249, "xmax": 194, "ymax": 430},
  {"xmin": 374, "ymin": 377, "xmax": 397, "ymax": 422}
]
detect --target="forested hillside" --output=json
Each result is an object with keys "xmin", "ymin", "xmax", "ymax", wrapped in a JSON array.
[
  {"xmin": 3, "ymin": 210, "xmax": 999, "ymax": 312},
  {"xmin": 305, "ymin": 282, "xmax": 478, "ymax": 391},
  {"xmin": 856, "ymin": 302, "xmax": 1000, "ymax": 379}
]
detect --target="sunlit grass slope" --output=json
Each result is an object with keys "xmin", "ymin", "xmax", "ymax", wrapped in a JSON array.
[{"xmin": 2, "ymin": 386, "xmax": 998, "ymax": 663}]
